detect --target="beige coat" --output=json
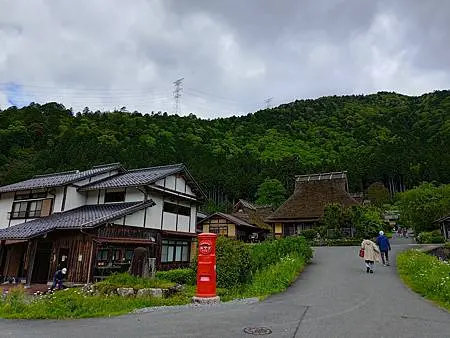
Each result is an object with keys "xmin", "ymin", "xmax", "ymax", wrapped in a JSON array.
[{"xmin": 361, "ymin": 239, "xmax": 381, "ymax": 262}]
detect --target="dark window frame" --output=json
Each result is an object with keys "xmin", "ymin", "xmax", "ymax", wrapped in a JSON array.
[
  {"xmin": 161, "ymin": 239, "xmax": 190, "ymax": 263},
  {"xmin": 10, "ymin": 200, "xmax": 44, "ymax": 219},
  {"xmin": 104, "ymin": 190, "xmax": 126, "ymax": 203},
  {"xmin": 209, "ymin": 225, "xmax": 229, "ymax": 236},
  {"xmin": 163, "ymin": 202, "xmax": 191, "ymax": 217}
]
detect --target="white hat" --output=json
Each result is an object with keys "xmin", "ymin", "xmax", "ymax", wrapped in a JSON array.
[
  {"xmin": 62, "ymin": 268, "xmax": 67, "ymax": 274},
  {"xmin": 379, "ymin": 231, "xmax": 384, "ymax": 236}
]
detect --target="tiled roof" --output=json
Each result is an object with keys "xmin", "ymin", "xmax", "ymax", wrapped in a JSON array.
[
  {"xmin": 78, "ymin": 164, "xmax": 185, "ymax": 190},
  {"xmin": 198, "ymin": 212, "xmax": 258, "ymax": 228},
  {"xmin": 0, "ymin": 201, "xmax": 153, "ymax": 240},
  {"xmin": 0, "ymin": 163, "xmax": 123, "ymax": 193}
]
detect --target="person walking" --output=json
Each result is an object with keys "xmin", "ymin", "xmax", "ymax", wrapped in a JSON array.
[
  {"xmin": 360, "ymin": 239, "xmax": 381, "ymax": 273},
  {"xmin": 376, "ymin": 231, "xmax": 391, "ymax": 266}
]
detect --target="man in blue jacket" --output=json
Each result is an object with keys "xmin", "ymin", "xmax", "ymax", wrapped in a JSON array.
[{"xmin": 376, "ymin": 231, "xmax": 391, "ymax": 266}]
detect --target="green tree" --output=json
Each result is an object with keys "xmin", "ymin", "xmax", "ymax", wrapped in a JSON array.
[
  {"xmin": 367, "ymin": 182, "xmax": 391, "ymax": 207},
  {"xmin": 397, "ymin": 183, "xmax": 450, "ymax": 233},
  {"xmin": 255, "ymin": 178, "xmax": 286, "ymax": 208}
]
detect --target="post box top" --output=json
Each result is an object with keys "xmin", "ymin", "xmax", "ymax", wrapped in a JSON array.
[{"xmin": 198, "ymin": 233, "xmax": 218, "ymax": 239}]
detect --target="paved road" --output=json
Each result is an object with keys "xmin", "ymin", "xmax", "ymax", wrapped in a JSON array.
[{"xmin": 1, "ymin": 240, "xmax": 449, "ymax": 338}]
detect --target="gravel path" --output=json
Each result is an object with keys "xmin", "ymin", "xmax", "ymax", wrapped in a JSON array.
[{"xmin": 1, "ymin": 239, "xmax": 449, "ymax": 337}]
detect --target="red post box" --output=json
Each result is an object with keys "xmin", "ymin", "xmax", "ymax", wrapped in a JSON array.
[{"xmin": 196, "ymin": 233, "xmax": 218, "ymax": 299}]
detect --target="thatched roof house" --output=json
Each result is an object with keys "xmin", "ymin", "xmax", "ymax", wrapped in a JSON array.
[
  {"xmin": 231, "ymin": 199, "xmax": 273, "ymax": 231},
  {"xmin": 266, "ymin": 171, "xmax": 359, "ymax": 237}
]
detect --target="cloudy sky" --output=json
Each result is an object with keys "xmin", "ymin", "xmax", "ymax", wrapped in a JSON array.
[{"xmin": 0, "ymin": 0, "xmax": 449, "ymax": 118}]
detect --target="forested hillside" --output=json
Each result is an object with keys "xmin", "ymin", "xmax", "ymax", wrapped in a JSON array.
[{"xmin": 1, "ymin": 91, "xmax": 449, "ymax": 207}]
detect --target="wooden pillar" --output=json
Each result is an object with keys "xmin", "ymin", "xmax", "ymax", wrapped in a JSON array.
[
  {"xmin": 86, "ymin": 240, "xmax": 96, "ymax": 284},
  {"xmin": 0, "ymin": 240, "xmax": 6, "ymax": 278},
  {"xmin": 25, "ymin": 240, "xmax": 38, "ymax": 286}
]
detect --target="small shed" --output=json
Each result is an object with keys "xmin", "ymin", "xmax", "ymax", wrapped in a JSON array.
[{"xmin": 435, "ymin": 215, "xmax": 450, "ymax": 241}]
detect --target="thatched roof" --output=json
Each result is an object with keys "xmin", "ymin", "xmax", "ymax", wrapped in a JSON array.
[
  {"xmin": 266, "ymin": 171, "xmax": 358, "ymax": 223},
  {"xmin": 231, "ymin": 199, "xmax": 273, "ymax": 230}
]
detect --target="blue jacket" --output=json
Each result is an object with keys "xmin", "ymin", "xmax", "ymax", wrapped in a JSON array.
[{"xmin": 376, "ymin": 235, "xmax": 391, "ymax": 251}]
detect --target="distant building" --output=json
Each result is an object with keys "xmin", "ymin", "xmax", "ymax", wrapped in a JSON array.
[
  {"xmin": 266, "ymin": 171, "xmax": 359, "ymax": 237},
  {"xmin": 435, "ymin": 215, "xmax": 450, "ymax": 241},
  {"xmin": 197, "ymin": 199, "xmax": 273, "ymax": 241}
]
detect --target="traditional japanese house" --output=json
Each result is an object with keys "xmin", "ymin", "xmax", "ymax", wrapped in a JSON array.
[
  {"xmin": 0, "ymin": 163, "xmax": 205, "ymax": 285},
  {"xmin": 197, "ymin": 212, "xmax": 262, "ymax": 241},
  {"xmin": 266, "ymin": 171, "xmax": 359, "ymax": 237},
  {"xmin": 231, "ymin": 199, "xmax": 273, "ymax": 237}
]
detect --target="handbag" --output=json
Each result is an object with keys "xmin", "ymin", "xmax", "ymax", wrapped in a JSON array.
[{"xmin": 359, "ymin": 248, "xmax": 365, "ymax": 258}]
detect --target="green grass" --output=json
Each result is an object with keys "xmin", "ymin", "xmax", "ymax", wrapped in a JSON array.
[
  {"xmin": 0, "ymin": 287, "xmax": 191, "ymax": 319},
  {"xmin": 0, "ymin": 238, "xmax": 313, "ymax": 319},
  {"xmin": 397, "ymin": 250, "xmax": 450, "ymax": 311},
  {"xmin": 94, "ymin": 273, "xmax": 175, "ymax": 295}
]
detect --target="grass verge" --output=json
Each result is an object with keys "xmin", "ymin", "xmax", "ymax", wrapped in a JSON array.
[
  {"xmin": 397, "ymin": 249, "xmax": 450, "ymax": 311},
  {"xmin": 0, "ymin": 287, "xmax": 191, "ymax": 319}
]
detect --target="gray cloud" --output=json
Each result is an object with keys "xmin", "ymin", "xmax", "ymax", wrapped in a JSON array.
[{"xmin": 0, "ymin": 0, "xmax": 449, "ymax": 118}]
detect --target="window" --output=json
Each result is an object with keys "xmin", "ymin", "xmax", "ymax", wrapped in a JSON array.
[
  {"xmin": 96, "ymin": 249, "xmax": 109, "ymax": 261},
  {"xmin": 28, "ymin": 200, "xmax": 43, "ymax": 217},
  {"xmin": 11, "ymin": 200, "xmax": 44, "ymax": 219},
  {"xmin": 161, "ymin": 240, "xmax": 190, "ymax": 263},
  {"xmin": 125, "ymin": 250, "xmax": 134, "ymax": 262},
  {"xmin": 104, "ymin": 190, "xmax": 126, "ymax": 203},
  {"xmin": 112, "ymin": 249, "xmax": 122, "ymax": 262},
  {"xmin": 163, "ymin": 202, "xmax": 191, "ymax": 216},
  {"xmin": 209, "ymin": 225, "xmax": 228, "ymax": 236}
]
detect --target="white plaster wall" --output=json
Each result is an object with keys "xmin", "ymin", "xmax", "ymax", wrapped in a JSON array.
[
  {"xmin": 175, "ymin": 176, "xmax": 186, "ymax": 193},
  {"xmin": 177, "ymin": 215, "xmax": 190, "ymax": 232},
  {"xmin": 163, "ymin": 213, "xmax": 177, "ymax": 231},
  {"xmin": 64, "ymin": 186, "xmax": 87, "ymax": 211},
  {"xmin": 0, "ymin": 192, "xmax": 14, "ymax": 229},
  {"xmin": 52, "ymin": 187, "xmax": 65, "ymax": 213},
  {"xmin": 165, "ymin": 175, "xmax": 176, "ymax": 190},
  {"xmin": 125, "ymin": 188, "xmax": 144, "ymax": 202},
  {"xmin": 190, "ymin": 204, "xmax": 197, "ymax": 233},
  {"xmin": 155, "ymin": 179, "xmax": 165, "ymax": 187},
  {"xmin": 145, "ymin": 194, "xmax": 163, "ymax": 229},
  {"xmin": 185, "ymin": 184, "xmax": 195, "ymax": 196},
  {"xmin": 123, "ymin": 209, "xmax": 145, "ymax": 227}
]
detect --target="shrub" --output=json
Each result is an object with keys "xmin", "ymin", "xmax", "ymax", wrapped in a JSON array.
[
  {"xmin": 300, "ymin": 229, "xmax": 318, "ymax": 241},
  {"xmin": 155, "ymin": 269, "xmax": 195, "ymax": 286},
  {"xmin": 94, "ymin": 273, "xmax": 175, "ymax": 295},
  {"xmin": 243, "ymin": 253, "xmax": 306, "ymax": 299},
  {"xmin": 215, "ymin": 236, "xmax": 252, "ymax": 288},
  {"xmin": 249, "ymin": 236, "xmax": 312, "ymax": 272},
  {"xmin": 416, "ymin": 230, "xmax": 445, "ymax": 244}
]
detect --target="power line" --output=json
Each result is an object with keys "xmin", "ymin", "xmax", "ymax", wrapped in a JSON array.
[
  {"xmin": 264, "ymin": 97, "xmax": 273, "ymax": 109},
  {"xmin": 173, "ymin": 78, "xmax": 184, "ymax": 115}
]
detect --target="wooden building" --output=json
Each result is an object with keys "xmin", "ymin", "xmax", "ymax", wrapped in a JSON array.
[
  {"xmin": 232, "ymin": 200, "xmax": 273, "ymax": 229},
  {"xmin": 436, "ymin": 215, "xmax": 450, "ymax": 241},
  {"xmin": 197, "ymin": 212, "xmax": 262, "ymax": 242},
  {"xmin": 0, "ymin": 163, "xmax": 205, "ymax": 285},
  {"xmin": 266, "ymin": 171, "xmax": 359, "ymax": 237}
]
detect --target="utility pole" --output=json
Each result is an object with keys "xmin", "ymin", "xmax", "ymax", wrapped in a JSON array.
[
  {"xmin": 173, "ymin": 78, "xmax": 184, "ymax": 114},
  {"xmin": 264, "ymin": 97, "xmax": 273, "ymax": 109}
]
